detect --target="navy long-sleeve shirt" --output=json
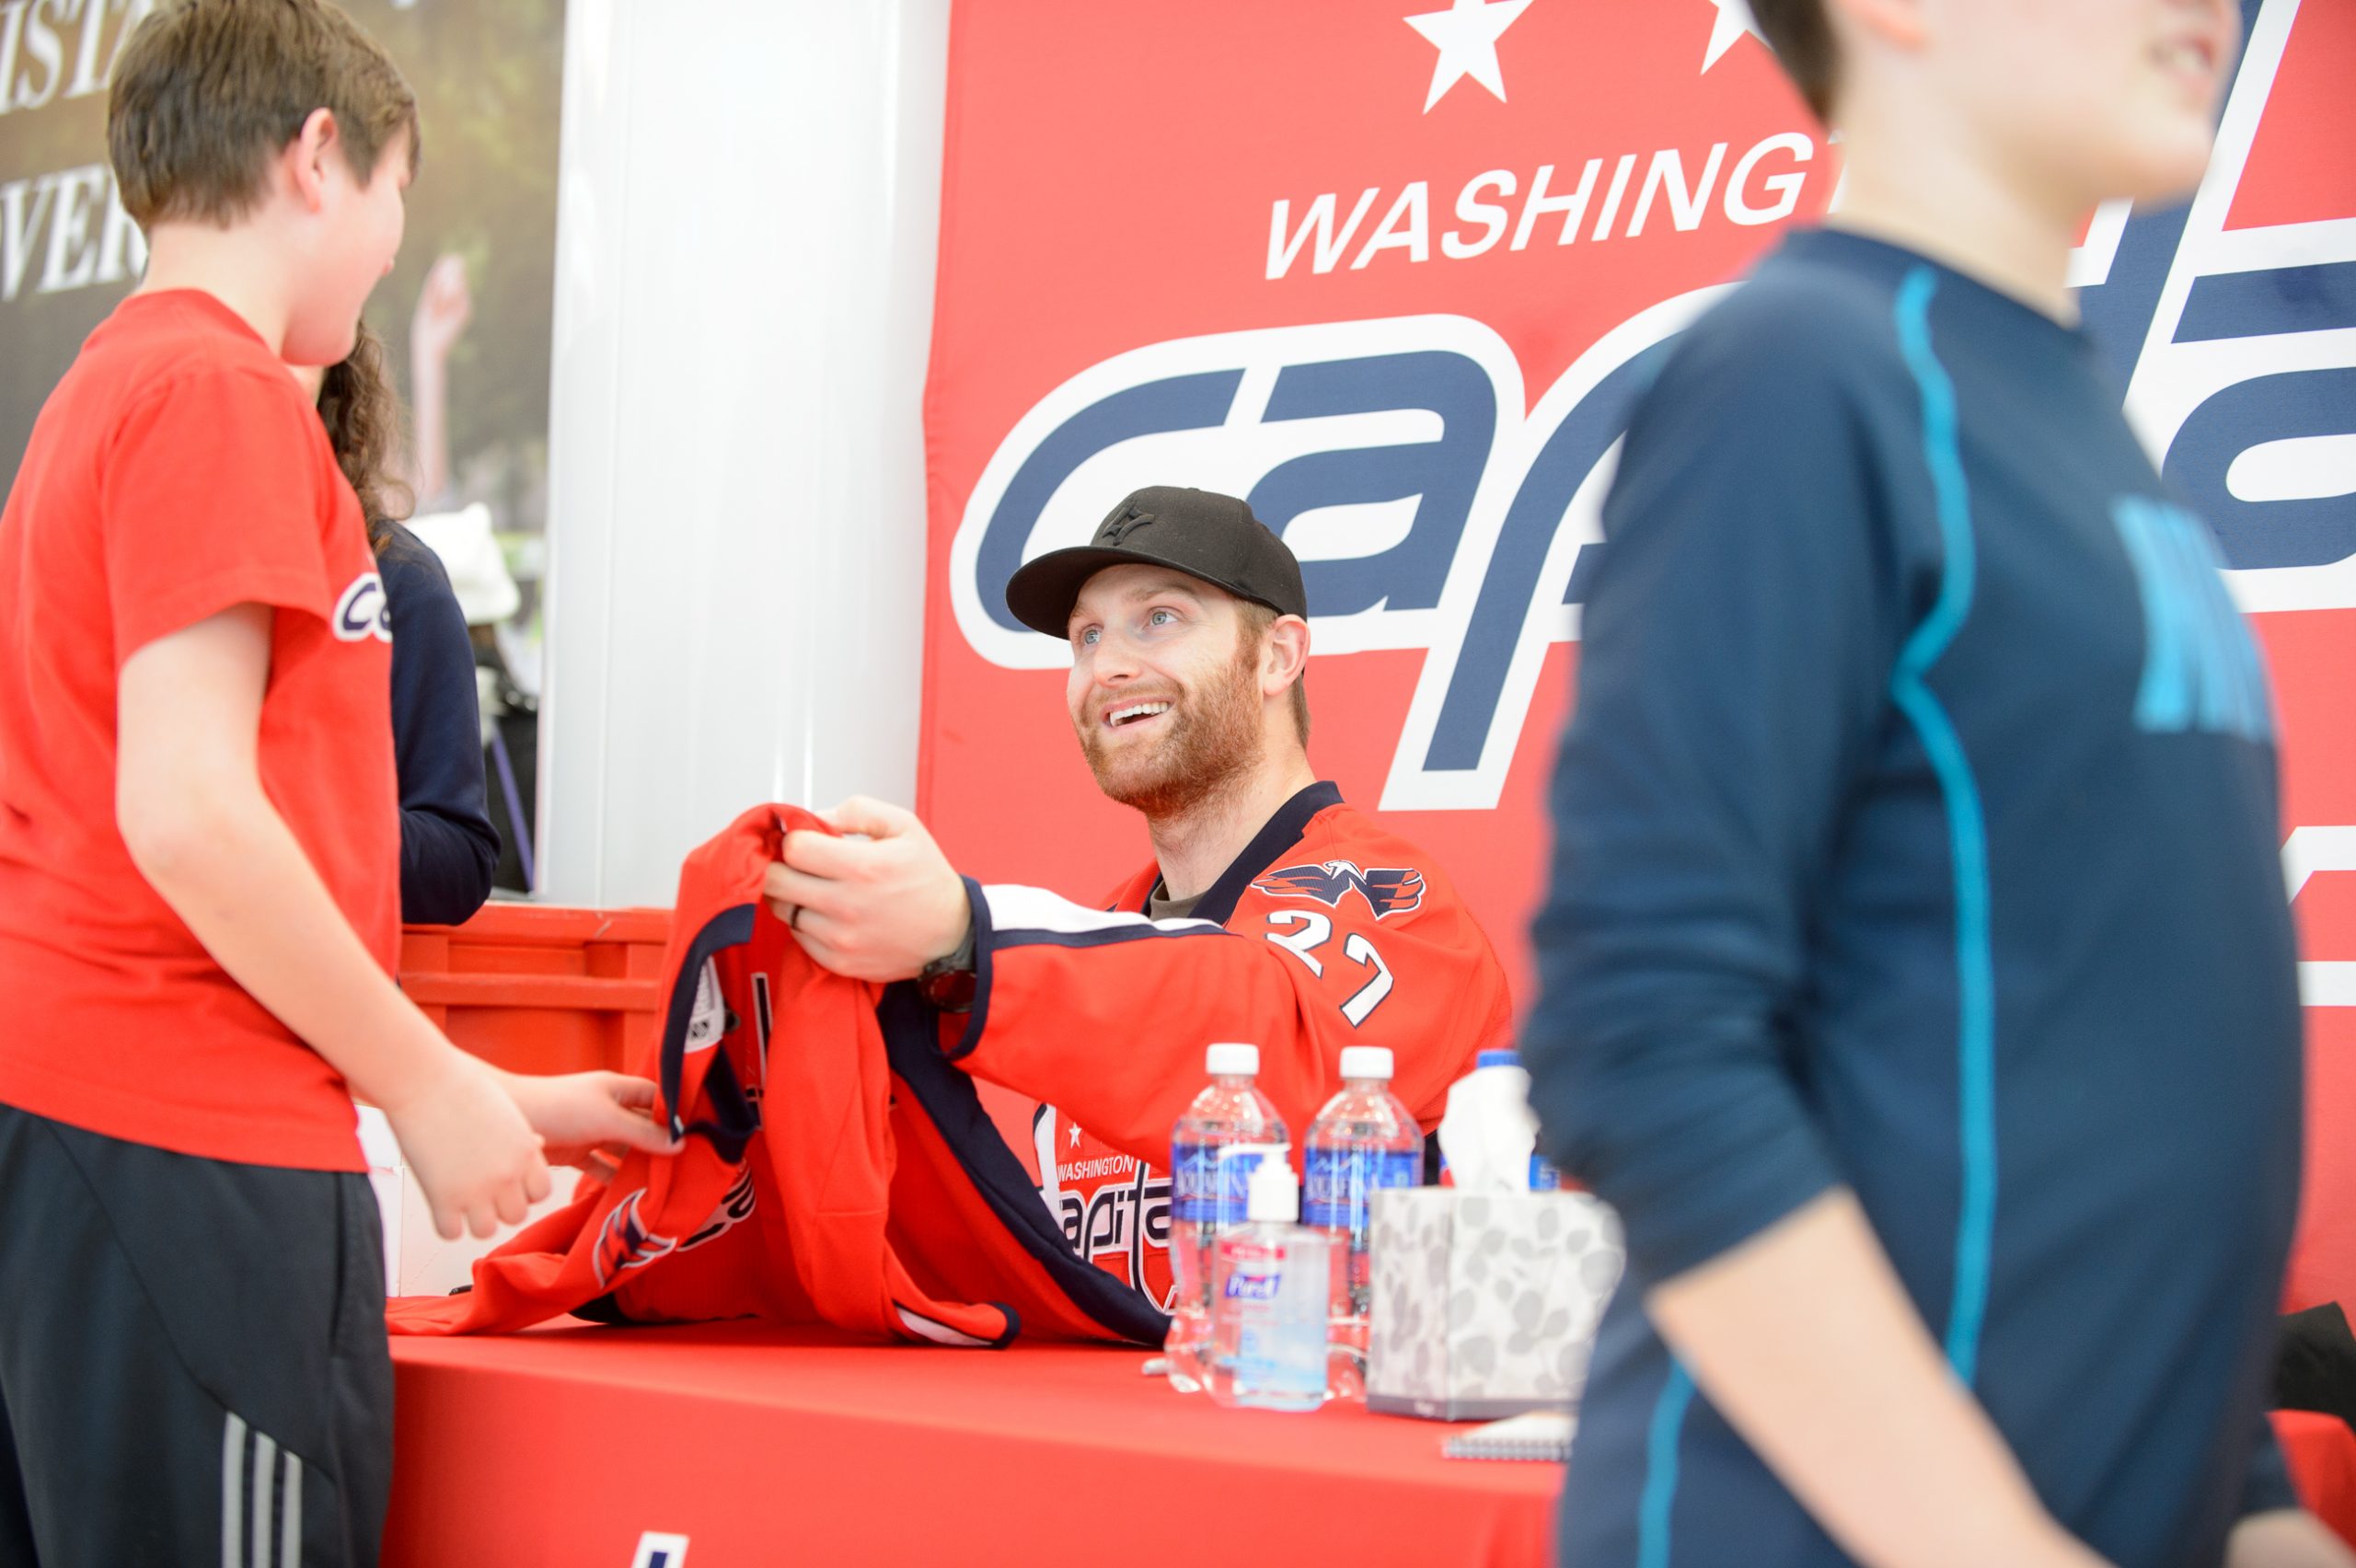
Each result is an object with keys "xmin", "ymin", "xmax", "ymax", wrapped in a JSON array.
[
  {"xmin": 377, "ymin": 520, "xmax": 497, "ymax": 925},
  {"xmin": 1525, "ymin": 229, "xmax": 2302, "ymax": 1565}
]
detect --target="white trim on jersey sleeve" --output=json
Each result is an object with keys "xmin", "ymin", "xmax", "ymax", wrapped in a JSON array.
[
  {"xmin": 980, "ymin": 884, "xmax": 1223, "ymax": 941},
  {"xmin": 1034, "ymin": 1104, "xmax": 1065, "ymax": 1213},
  {"xmin": 894, "ymin": 1305, "xmax": 999, "ymax": 1348}
]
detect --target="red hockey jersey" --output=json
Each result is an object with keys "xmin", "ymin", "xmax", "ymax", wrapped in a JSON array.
[
  {"xmin": 387, "ymin": 804, "xmax": 1165, "ymax": 1346},
  {"xmin": 942, "ymin": 782, "xmax": 1515, "ymax": 1306}
]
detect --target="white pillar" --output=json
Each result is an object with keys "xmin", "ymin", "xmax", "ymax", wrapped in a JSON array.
[{"xmin": 535, "ymin": 0, "xmax": 948, "ymax": 905}]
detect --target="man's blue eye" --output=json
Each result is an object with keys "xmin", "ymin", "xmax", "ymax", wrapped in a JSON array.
[{"xmin": 1148, "ymin": 608, "xmax": 1176, "ymax": 627}]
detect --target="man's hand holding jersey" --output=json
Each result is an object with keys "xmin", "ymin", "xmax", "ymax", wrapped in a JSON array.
[{"xmin": 762, "ymin": 795, "xmax": 971, "ymax": 981}]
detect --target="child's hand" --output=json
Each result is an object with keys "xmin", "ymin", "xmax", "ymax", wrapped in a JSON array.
[
  {"xmin": 494, "ymin": 1068, "xmax": 681, "ymax": 1178},
  {"xmin": 383, "ymin": 1054, "xmax": 552, "ymax": 1240}
]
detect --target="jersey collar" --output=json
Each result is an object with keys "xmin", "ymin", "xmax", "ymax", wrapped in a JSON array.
[{"xmin": 1184, "ymin": 780, "xmax": 1344, "ymax": 928}]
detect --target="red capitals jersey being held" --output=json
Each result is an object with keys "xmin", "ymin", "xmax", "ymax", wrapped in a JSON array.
[
  {"xmin": 391, "ymin": 803, "xmax": 1165, "ymax": 1348},
  {"xmin": 947, "ymin": 782, "xmax": 1514, "ymax": 1305}
]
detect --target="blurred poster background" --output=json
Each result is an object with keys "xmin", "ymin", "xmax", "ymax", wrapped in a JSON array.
[
  {"xmin": 0, "ymin": 0, "xmax": 566, "ymax": 890},
  {"xmin": 0, "ymin": 0, "xmax": 565, "ymax": 657}
]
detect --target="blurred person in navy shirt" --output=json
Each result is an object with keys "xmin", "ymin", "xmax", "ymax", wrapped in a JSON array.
[{"xmin": 302, "ymin": 326, "xmax": 497, "ymax": 924}]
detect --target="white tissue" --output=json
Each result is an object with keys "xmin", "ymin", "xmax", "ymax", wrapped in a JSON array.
[{"xmin": 1437, "ymin": 1059, "xmax": 1540, "ymax": 1193}]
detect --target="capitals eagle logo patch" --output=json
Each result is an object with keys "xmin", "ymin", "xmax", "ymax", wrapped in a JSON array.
[{"xmin": 1252, "ymin": 860, "xmax": 1426, "ymax": 917}]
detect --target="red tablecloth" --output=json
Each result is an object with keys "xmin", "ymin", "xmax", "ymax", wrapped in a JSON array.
[
  {"xmin": 385, "ymin": 1322, "xmax": 1560, "ymax": 1568},
  {"xmin": 385, "ymin": 1324, "xmax": 2356, "ymax": 1565},
  {"xmin": 2276, "ymin": 1409, "xmax": 2356, "ymax": 1547}
]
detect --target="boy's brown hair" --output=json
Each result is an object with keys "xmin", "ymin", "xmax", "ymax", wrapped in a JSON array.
[
  {"xmin": 108, "ymin": 0, "xmax": 418, "ymax": 229},
  {"xmin": 1748, "ymin": 0, "xmax": 1840, "ymax": 123}
]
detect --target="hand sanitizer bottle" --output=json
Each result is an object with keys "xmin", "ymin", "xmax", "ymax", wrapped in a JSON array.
[{"xmin": 1206, "ymin": 1155, "xmax": 1329, "ymax": 1412}]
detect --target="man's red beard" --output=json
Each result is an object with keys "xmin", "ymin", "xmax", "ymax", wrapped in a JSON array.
[{"xmin": 1076, "ymin": 628, "xmax": 1265, "ymax": 820}]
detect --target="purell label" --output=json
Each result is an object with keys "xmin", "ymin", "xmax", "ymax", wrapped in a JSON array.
[
  {"xmin": 1303, "ymin": 1147, "xmax": 1422, "ymax": 1230},
  {"xmin": 1222, "ymin": 1269, "xmax": 1282, "ymax": 1302},
  {"xmin": 1221, "ymin": 1240, "xmax": 1284, "ymax": 1301}
]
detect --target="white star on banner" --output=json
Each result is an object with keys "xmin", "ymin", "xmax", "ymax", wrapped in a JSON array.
[
  {"xmin": 1703, "ymin": 0, "xmax": 1766, "ymax": 73},
  {"xmin": 1404, "ymin": 0, "xmax": 1534, "ymax": 112}
]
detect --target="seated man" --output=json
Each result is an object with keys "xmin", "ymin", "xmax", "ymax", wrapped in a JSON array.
[{"xmin": 763, "ymin": 486, "xmax": 1513, "ymax": 1303}]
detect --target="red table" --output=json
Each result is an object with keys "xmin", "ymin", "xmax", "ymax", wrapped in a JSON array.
[
  {"xmin": 386, "ymin": 1324, "xmax": 2356, "ymax": 1565},
  {"xmin": 385, "ymin": 1322, "xmax": 1560, "ymax": 1568},
  {"xmin": 2277, "ymin": 1409, "xmax": 2356, "ymax": 1547}
]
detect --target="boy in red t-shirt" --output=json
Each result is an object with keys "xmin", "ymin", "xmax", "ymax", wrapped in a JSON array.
[{"xmin": 0, "ymin": 5, "xmax": 674, "ymax": 1563}]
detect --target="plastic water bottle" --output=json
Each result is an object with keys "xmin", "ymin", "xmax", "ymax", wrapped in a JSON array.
[
  {"xmin": 1207, "ymin": 1157, "xmax": 1330, "ymax": 1412},
  {"xmin": 1165, "ymin": 1043, "xmax": 1288, "ymax": 1393},
  {"xmin": 1304, "ymin": 1045, "xmax": 1424, "ymax": 1400}
]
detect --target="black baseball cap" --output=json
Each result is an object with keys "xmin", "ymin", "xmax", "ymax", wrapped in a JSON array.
[{"xmin": 1003, "ymin": 486, "xmax": 1309, "ymax": 639}]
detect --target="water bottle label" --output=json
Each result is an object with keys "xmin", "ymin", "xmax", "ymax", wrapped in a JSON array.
[
  {"xmin": 1170, "ymin": 1141, "xmax": 1273, "ymax": 1223},
  {"xmin": 1302, "ymin": 1147, "xmax": 1421, "ymax": 1230}
]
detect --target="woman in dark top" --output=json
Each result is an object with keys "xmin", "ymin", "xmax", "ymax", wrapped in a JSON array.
[{"xmin": 308, "ymin": 328, "xmax": 500, "ymax": 924}]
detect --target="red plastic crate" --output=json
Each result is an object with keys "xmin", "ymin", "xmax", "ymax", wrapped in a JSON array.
[{"xmin": 399, "ymin": 905, "xmax": 674, "ymax": 1077}]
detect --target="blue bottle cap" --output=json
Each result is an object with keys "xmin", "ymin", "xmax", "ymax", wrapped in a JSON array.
[{"xmin": 1475, "ymin": 1048, "xmax": 1520, "ymax": 1069}]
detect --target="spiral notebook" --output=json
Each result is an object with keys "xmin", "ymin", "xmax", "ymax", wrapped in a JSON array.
[{"xmin": 1441, "ymin": 1410, "xmax": 1576, "ymax": 1462}]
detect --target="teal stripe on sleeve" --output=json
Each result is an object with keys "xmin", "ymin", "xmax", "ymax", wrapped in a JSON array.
[
  {"xmin": 1889, "ymin": 266, "xmax": 2000, "ymax": 1387},
  {"xmin": 1637, "ymin": 1360, "xmax": 1695, "ymax": 1568}
]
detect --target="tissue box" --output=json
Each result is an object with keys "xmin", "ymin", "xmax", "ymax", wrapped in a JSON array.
[{"xmin": 1366, "ymin": 1188, "xmax": 1624, "ymax": 1421}]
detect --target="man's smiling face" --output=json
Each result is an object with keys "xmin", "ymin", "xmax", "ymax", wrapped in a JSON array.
[{"xmin": 1065, "ymin": 564, "xmax": 1265, "ymax": 819}]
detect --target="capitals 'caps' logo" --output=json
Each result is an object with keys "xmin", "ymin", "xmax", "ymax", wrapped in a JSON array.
[
  {"xmin": 1253, "ymin": 859, "xmax": 1426, "ymax": 917},
  {"xmin": 332, "ymin": 571, "xmax": 391, "ymax": 643}
]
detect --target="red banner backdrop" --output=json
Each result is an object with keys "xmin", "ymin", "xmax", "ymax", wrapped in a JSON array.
[{"xmin": 920, "ymin": 1, "xmax": 2356, "ymax": 1300}]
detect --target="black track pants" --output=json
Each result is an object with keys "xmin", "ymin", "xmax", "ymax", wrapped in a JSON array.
[{"xmin": 0, "ymin": 1102, "xmax": 392, "ymax": 1568}]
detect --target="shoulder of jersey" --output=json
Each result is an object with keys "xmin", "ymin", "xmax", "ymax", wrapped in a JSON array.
[
  {"xmin": 1242, "ymin": 801, "xmax": 1449, "ymax": 923},
  {"xmin": 1103, "ymin": 860, "xmax": 1161, "ymax": 915}
]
